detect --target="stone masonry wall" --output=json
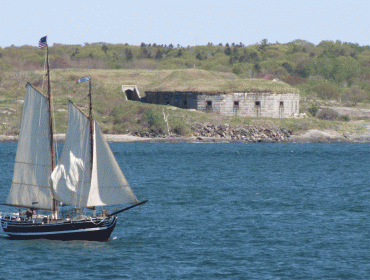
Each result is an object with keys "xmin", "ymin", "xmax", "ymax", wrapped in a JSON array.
[
  {"xmin": 196, "ymin": 92, "xmax": 299, "ymax": 118},
  {"xmin": 144, "ymin": 92, "xmax": 198, "ymax": 109},
  {"xmin": 144, "ymin": 91, "xmax": 299, "ymax": 118}
]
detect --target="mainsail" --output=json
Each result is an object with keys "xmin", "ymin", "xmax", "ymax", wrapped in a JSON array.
[
  {"xmin": 5, "ymin": 83, "xmax": 54, "ymax": 210},
  {"xmin": 51, "ymin": 101, "xmax": 139, "ymax": 208}
]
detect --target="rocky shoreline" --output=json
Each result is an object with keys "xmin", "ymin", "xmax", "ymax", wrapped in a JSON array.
[
  {"xmin": 2, "ymin": 124, "xmax": 370, "ymax": 143},
  {"xmin": 128, "ymin": 123, "xmax": 291, "ymax": 142},
  {"xmin": 121, "ymin": 123, "xmax": 370, "ymax": 143},
  {"xmin": 194, "ymin": 123, "xmax": 292, "ymax": 142}
]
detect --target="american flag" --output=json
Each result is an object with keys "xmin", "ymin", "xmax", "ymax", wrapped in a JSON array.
[{"xmin": 39, "ymin": 36, "xmax": 47, "ymax": 49}]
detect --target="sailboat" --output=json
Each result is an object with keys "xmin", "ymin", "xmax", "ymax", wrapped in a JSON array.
[{"xmin": 0, "ymin": 37, "xmax": 147, "ymax": 241}]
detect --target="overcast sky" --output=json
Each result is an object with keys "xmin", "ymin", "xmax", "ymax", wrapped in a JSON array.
[{"xmin": 1, "ymin": 0, "xmax": 369, "ymax": 48}]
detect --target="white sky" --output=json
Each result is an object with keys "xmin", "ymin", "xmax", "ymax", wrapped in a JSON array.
[{"xmin": 1, "ymin": 0, "xmax": 369, "ymax": 48}]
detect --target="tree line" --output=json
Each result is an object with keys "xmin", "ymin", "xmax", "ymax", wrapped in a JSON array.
[{"xmin": 2, "ymin": 39, "xmax": 370, "ymax": 104}]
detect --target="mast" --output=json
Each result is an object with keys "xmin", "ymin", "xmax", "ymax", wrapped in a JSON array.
[
  {"xmin": 45, "ymin": 40, "xmax": 57, "ymax": 217},
  {"xmin": 75, "ymin": 75, "xmax": 93, "ymax": 165},
  {"xmin": 89, "ymin": 77, "xmax": 93, "ymax": 168},
  {"xmin": 88, "ymin": 78, "xmax": 95, "ymax": 215}
]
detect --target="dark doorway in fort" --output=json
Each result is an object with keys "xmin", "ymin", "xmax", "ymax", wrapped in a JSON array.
[{"xmin": 125, "ymin": 90, "xmax": 135, "ymax": 100}]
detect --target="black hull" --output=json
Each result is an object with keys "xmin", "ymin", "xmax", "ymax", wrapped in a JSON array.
[{"xmin": 0, "ymin": 216, "xmax": 117, "ymax": 242}]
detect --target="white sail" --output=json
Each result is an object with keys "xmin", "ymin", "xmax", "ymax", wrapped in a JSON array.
[
  {"xmin": 51, "ymin": 101, "xmax": 92, "ymax": 208},
  {"xmin": 87, "ymin": 121, "xmax": 139, "ymax": 207},
  {"xmin": 5, "ymin": 83, "xmax": 54, "ymax": 210},
  {"xmin": 52, "ymin": 102, "xmax": 139, "ymax": 208}
]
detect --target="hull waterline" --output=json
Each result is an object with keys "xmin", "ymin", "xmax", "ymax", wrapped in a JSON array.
[{"xmin": 0, "ymin": 215, "xmax": 117, "ymax": 242}]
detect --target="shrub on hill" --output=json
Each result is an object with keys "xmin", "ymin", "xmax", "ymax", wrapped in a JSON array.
[
  {"xmin": 312, "ymin": 83, "xmax": 340, "ymax": 100},
  {"xmin": 307, "ymin": 105, "xmax": 319, "ymax": 117},
  {"xmin": 316, "ymin": 108, "xmax": 339, "ymax": 120},
  {"xmin": 342, "ymin": 86, "xmax": 367, "ymax": 106},
  {"xmin": 283, "ymin": 75, "xmax": 307, "ymax": 86},
  {"xmin": 316, "ymin": 108, "xmax": 350, "ymax": 121},
  {"xmin": 143, "ymin": 108, "xmax": 167, "ymax": 134}
]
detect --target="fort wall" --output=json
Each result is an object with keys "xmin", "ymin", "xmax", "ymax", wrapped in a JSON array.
[{"xmin": 143, "ymin": 91, "xmax": 299, "ymax": 118}]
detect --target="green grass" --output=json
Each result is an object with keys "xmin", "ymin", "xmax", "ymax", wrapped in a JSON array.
[
  {"xmin": 147, "ymin": 69, "xmax": 298, "ymax": 93},
  {"xmin": 0, "ymin": 68, "xmax": 368, "ymax": 137}
]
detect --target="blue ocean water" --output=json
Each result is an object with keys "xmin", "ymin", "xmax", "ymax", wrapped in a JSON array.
[{"xmin": 0, "ymin": 142, "xmax": 370, "ymax": 279}]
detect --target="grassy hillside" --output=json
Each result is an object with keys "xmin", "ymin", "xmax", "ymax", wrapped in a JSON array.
[{"xmin": 0, "ymin": 68, "xmax": 368, "ymax": 137}]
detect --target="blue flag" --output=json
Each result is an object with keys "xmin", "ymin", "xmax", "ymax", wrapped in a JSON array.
[{"xmin": 76, "ymin": 76, "xmax": 91, "ymax": 84}]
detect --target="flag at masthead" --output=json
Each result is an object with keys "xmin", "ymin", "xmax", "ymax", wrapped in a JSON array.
[{"xmin": 39, "ymin": 36, "xmax": 47, "ymax": 49}]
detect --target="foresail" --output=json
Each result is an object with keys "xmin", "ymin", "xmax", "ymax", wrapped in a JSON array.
[
  {"xmin": 87, "ymin": 121, "xmax": 139, "ymax": 207},
  {"xmin": 5, "ymin": 83, "xmax": 54, "ymax": 210},
  {"xmin": 51, "ymin": 101, "xmax": 92, "ymax": 208},
  {"xmin": 51, "ymin": 102, "xmax": 139, "ymax": 208}
]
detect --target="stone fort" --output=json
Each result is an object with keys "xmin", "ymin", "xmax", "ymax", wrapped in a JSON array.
[
  {"xmin": 121, "ymin": 70, "xmax": 299, "ymax": 118},
  {"xmin": 122, "ymin": 88, "xmax": 299, "ymax": 118},
  {"xmin": 143, "ymin": 91, "xmax": 299, "ymax": 118}
]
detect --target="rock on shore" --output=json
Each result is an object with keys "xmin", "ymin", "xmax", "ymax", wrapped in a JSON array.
[
  {"xmin": 194, "ymin": 123, "xmax": 291, "ymax": 142},
  {"xmin": 2, "ymin": 126, "xmax": 370, "ymax": 143}
]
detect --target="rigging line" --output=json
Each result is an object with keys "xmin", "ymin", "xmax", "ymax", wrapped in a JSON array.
[
  {"xmin": 42, "ymin": 52, "xmax": 47, "ymax": 93},
  {"xmin": 89, "ymin": 216, "xmax": 106, "ymax": 225}
]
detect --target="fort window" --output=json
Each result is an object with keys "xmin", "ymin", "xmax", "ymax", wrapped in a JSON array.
[
  {"xmin": 206, "ymin": 100, "xmax": 212, "ymax": 112},
  {"xmin": 183, "ymin": 100, "xmax": 187, "ymax": 108},
  {"xmin": 279, "ymin": 101, "xmax": 284, "ymax": 118},
  {"xmin": 255, "ymin": 101, "xmax": 261, "ymax": 117},
  {"xmin": 233, "ymin": 101, "xmax": 239, "ymax": 116},
  {"xmin": 166, "ymin": 99, "xmax": 170, "ymax": 105}
]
